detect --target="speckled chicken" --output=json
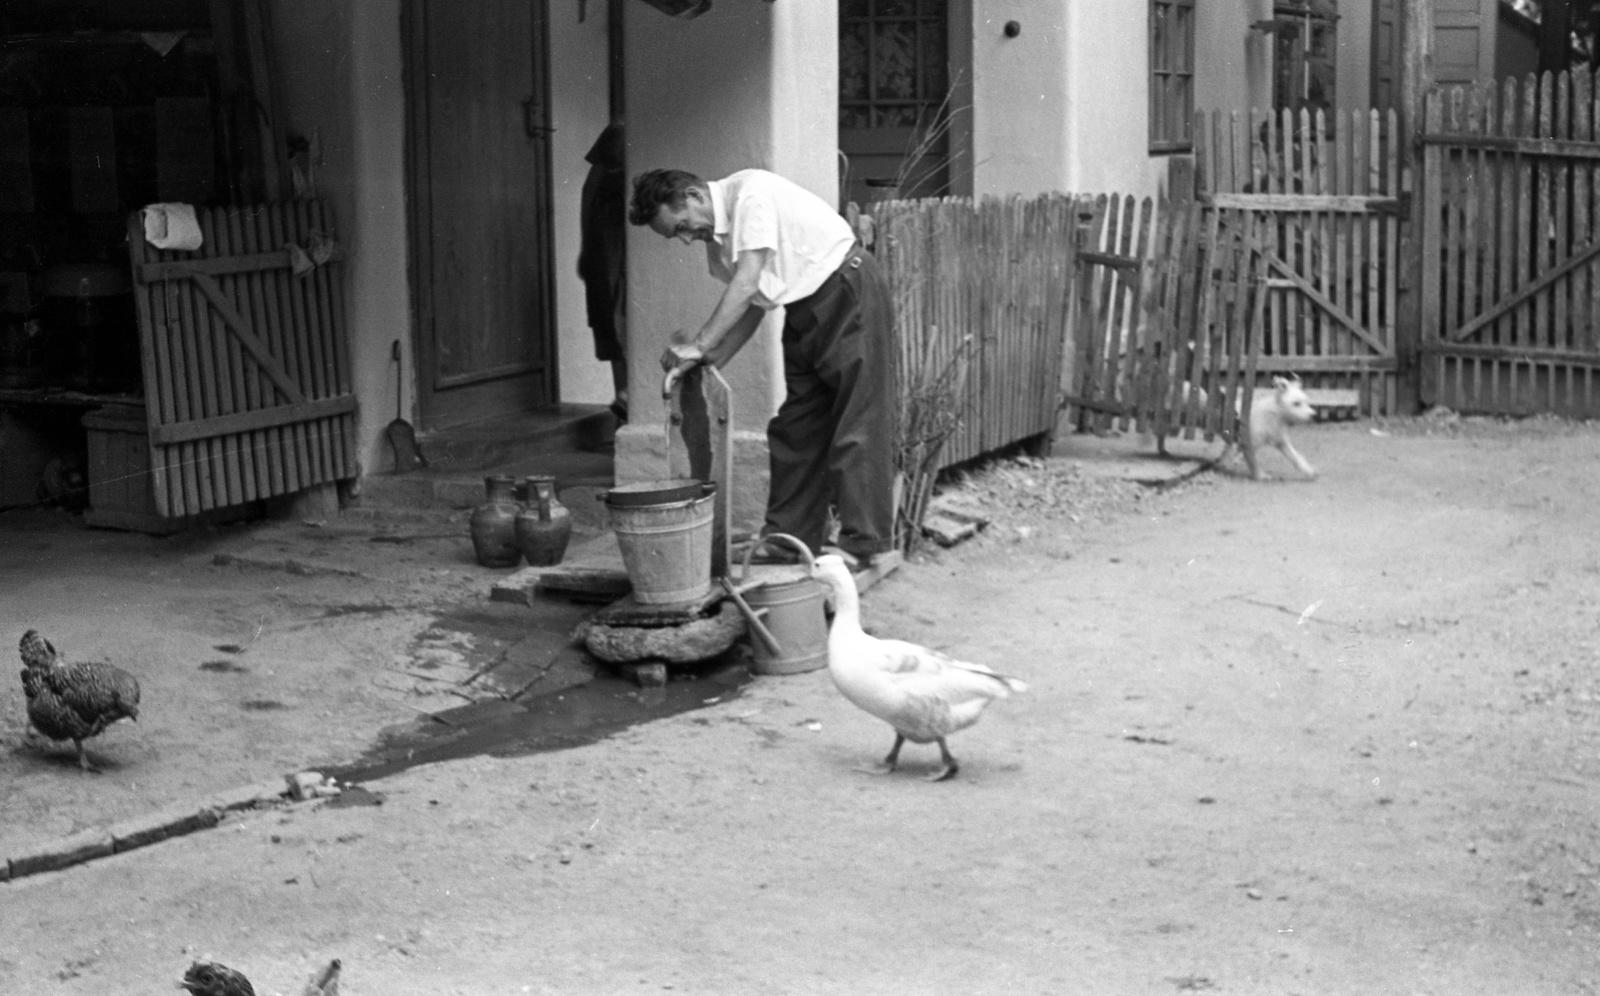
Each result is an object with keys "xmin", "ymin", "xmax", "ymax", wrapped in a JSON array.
[
  {"xmin": 18, "ymin": 628, "xmax": 141, "ymax": 772},
  {"xmin": 179, "ymin": 957, "xmax": 341, "ymax": 996},
  {"xmin": 180, "ymin": 961, "xmax": 256, "ymax": 996}
]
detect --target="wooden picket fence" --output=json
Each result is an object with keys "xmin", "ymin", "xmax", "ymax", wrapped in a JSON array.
[
  {"xmin": 872, "ymin": 194, "xmax": 1077, "ymax": 471},
  {"xmin": 1194, "ymin": 106, "xmax": 1404, "ymax": 416},
  {"xmin": 1065, "ymin": 196, "xmax": 1266, "ymax": 447},
  {"xmin": 1420, "ymin": 67, "xmax": 1600, "ymax": 417}
]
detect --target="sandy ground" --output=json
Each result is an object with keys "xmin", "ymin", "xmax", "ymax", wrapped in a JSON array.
[{"xmin": 2, "ymin": 414, "xmax": 1599, "ymax": 995}]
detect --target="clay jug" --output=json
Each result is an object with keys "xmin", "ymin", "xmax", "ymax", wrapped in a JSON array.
[
  {"xmin": 470, "ymin": 475, "xmax": 522, "ymax": 568},
  {"xmin": 515, "ymin": 476, "xmax": 572, "ymax": 566}
]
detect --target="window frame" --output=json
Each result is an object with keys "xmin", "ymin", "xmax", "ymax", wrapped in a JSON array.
[{"xmin": 1149, "ymin": 0, "xmax": 1196, "ymax": 154}]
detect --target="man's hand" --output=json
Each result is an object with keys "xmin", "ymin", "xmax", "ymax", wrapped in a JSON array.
[{"xmin": 659, "ymin": 341, "xmax": 707, "ymax": 374}]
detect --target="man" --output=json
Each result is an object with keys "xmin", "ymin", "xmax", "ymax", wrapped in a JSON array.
[
  {"xmin": 578, "ymin": 120, "xmax": 629, "ymax": 422},
  {"xmin": 628, "ymin": 167, "xmax": 896, "ymax": 564}
]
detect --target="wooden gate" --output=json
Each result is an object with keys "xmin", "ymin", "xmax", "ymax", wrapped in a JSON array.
[
  {"xmin": 128, "ymin": 201, "xmax": 356, "ymax": 518},
  {"xmin": 1066, "ymin": 196, "xmax": 1266, "ymax": 447},
  {"xmin": 1195, "ymin": 108, "xmax": 1403, "ymax": 415},
  {"xmin": 1420, "ymin": 68, "xmax": 1600, "ymax": 416}
]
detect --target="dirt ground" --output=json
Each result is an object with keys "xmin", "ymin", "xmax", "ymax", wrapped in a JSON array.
[{"xmin": 2, "ymin": 413, "xmax": 1599, "ymax": 995}]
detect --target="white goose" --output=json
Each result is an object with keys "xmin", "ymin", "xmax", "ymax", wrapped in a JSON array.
[{"xmin": 812, "ymin": 554, "xmax": 1027, "ymax": 781}]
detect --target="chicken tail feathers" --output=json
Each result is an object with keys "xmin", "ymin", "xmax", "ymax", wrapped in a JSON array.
[{"xmin": 19, "ymin": 629, "xmax": 57, "ymax": 670}]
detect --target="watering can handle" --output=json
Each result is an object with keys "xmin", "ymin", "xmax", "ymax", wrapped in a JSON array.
[{"xmin": 738, "ymin": 533, "xmax": 817, "ymax": 581}]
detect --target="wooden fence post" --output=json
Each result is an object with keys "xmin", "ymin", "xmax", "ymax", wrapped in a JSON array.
[{"xmin": 1396, "ymin": 0, "xmax": 1433, "ymax": 413}]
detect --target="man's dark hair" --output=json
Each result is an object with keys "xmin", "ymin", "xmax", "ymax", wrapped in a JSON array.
[{"xmin": 628, "ymin": 169, "xmax": 704, "ymax": 226}]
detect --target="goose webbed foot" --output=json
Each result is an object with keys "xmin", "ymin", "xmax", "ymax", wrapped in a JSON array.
[
  {"xmin": 924, "ymin": 738, "xmax": 960, "ymax": 782},
  {"xmin": 854, "ymin": 733, "xmax": 905, "ymax": 776}
]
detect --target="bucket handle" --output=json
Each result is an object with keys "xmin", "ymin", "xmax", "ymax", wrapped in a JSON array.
[{"xmin": 737, "ymin": 533, "xmax": 816, "ymax": 583}]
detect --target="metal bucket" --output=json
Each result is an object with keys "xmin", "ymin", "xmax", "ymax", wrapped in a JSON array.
[
  {"xmin": 737, "ymin": 534, "xmax": 829, "ymax": 676},
  {"xmin": 602, "ymin": 480, "xmax": 716, "ymax": 605}
]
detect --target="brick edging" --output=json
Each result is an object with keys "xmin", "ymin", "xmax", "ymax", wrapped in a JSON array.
[{"xmin": 2, "ymin": 778, "xmax": 288, "ymax": 882}]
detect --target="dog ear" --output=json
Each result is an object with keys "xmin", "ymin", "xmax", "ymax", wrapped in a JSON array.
[{"xmin": 1271, "ymin": 375, "xmax": 1289, "ymax": 391}]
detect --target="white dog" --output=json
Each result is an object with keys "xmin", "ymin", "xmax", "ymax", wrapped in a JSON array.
[{"xmin": 1156, "ymin": 375, "xmax": 1318, "ymax": 480}]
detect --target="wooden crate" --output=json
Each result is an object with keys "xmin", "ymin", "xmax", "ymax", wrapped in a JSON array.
[{"xmin": 81, "ymin": 403, "xmax": 183, "ymax": 534}]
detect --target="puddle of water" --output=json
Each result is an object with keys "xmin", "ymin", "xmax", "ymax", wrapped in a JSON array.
[{"xmin": 326, "ymin": 658, "xmax": 750, "ymax": 784}]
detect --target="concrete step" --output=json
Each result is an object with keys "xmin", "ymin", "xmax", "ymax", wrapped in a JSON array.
[{"xmin": 411, "ymin": 403, "xmax": 617, "ymax": 471}]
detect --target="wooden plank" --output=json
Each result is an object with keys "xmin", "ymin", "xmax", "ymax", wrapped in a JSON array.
[
  {"xmin": 217, "ymin": 207, "xmax": 259, "ymax": 504},
  {"xmin": 265, "ymin": 203, "xmax": 313, "ymax": 489},
  {"xmin": 1418, "ymin": 340, "xmax": 1600, "ymax": 365},
  {"xmin": 1200, "ymin": 192, "xmax": 1402, "ymax": 213},
  {"xmin": 1516, "ymin": 73, "xmax": 1537, "ymax": 351},
  {"xmin": 249, "ymin": 206, "xmax": 300, "ymax": 493},
  {"xmin": 1447, "ymin": 237, "xmax": 1600, "ymax": 344},
  {"xmin": 1536, "ymin": 72, "xmax": 1554, "ymax": 353},
  {"xmin": 1496, "ymin": 78, "xmax": 1518, "ymax": 353},
  {"xmin": 195, "ymin": 205, "xmax": 243, "ymax": 509},
  {"xmin": 170, "ymin": 234, "xmax": 208, "ymax": 516},
  {"xmin": 1253, "ymin": 251, "xmax": 1390, "ymax": 355},
  {"xmin": 240, "ymin": 205, "xmax": 288, "ymax": 497},
  {"xmin": 148, "ymin": 397, "xmax": 359, "ymax": 445},
  {"xmin": 1444, "ymin": 87, "xmax": 1464, "ymax": 361},
  {"xmin": 179, "ymin": 270, "xmax": 309, "ymax": 405},
  {"xmin": 1418, "ymin": 133, "xmax": 1600, "ymax": 159},
  {"xmin": 1555, "ymin": 70, "xmax": 1572, "ymax": 360},
  {"xmin": 223, "ymin": 206, "xmax": 268, "ymax": 499},
  {"xmin": 137, "ymin": 251, "xmax": 300, "ymax": 282}
]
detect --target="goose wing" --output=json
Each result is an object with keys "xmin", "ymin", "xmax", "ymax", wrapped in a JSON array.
[{"xmin": 872, "ymin": 637, "xmax": 1028, "ymax": 693}]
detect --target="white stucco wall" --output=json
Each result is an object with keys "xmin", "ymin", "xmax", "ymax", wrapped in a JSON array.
[
  {"xmin": 963, "ymin": 1, "xmax": 1278, "ymax": 204},
  {"xmin": 549, "ymin": 6, "xmax": 613, "ymax": 408},
  {"xmin": 969, "ymin": 8, "xmax": 1070, "ymax": 198},
  {"xmin": 271, "ymin": 0, "xmax": 408, "ymax": 483},
  {"xmin": 270, "ymin": 1, "xmax": 617, "ymax": 484}
]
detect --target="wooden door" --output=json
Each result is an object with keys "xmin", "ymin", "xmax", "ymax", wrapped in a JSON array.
[
  {"xmin": 405, "ymin": 0, "xmax": 554, "ymax": 430},
  {"xmin": 839, "ymin": 0, "xmax": 951, "ymax": 207}
]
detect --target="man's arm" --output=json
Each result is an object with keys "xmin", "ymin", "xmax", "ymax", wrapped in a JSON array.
[{"xmin": 662, "ymin": 248, "xmax": 771, "ymax": 372}]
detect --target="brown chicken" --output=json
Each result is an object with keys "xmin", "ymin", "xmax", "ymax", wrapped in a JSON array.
[{"xmin": 18, "ymin": 629, "xmax": 141, "ymax": 772}]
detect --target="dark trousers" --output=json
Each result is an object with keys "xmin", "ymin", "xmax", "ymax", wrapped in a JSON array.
[{"xmin": 765, "ymin": 246, "xmax": 897, "ymax": 557}]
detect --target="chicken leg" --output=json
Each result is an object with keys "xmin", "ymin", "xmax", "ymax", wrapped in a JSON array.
[{"xmin": 74, "ymin": 739, "xmax": 100, "ymax": 773}]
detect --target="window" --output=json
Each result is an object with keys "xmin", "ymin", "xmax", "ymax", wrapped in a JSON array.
[
  {"xmin": 838, "ymin": 0, "xmax": 952, "ymax": 203},
  {"xmin": 1150, "ymin": 0, "xmax": 1195, "ymax": 153},
  {"xmin": 839, "ymin": 0, "xmax": 949, "ymax": 131},
  {"xmin": 1270, "ymin": 1, "xmax": 1337, "ymax": 119}
]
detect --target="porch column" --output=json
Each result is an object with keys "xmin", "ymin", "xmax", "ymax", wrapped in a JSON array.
[{"xmin": 618, "ymin": 1, "xmax": 838, "ymax": 536}]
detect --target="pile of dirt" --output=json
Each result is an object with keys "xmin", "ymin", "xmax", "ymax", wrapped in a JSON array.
[{"xmin": 925, "ymin": 452, "xmax": 1196, "ymax": 553}]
